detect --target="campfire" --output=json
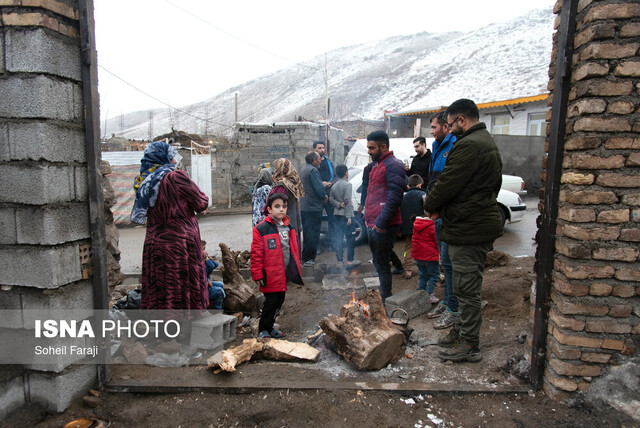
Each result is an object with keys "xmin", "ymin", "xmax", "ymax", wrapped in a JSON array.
[{"xmin": 319, "ymin": 290, "xmax": 406, "ymax": 371}]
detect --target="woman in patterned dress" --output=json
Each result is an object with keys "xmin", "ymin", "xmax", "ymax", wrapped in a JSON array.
[{"xmin": 131, "ymin": 141, "xmax": 210, "ymax": 310}]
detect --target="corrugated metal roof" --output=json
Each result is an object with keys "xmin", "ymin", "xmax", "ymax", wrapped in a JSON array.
[{"xmin": 386, "ymin": 94, "xmax": 548, "ymax": 117}]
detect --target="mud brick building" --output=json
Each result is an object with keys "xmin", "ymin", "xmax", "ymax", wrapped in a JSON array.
[
  {"xmin": 0, "ymin": 0, "xmax": 106, "ymax": 417},
  {"xmin": 533, "ymin": 0, "xmax": 640, "ymax": 411}
]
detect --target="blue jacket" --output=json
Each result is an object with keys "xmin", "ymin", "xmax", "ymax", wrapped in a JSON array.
[{"xmin": 427, "ymin": 133, "xmax": 456, "ymax": 191}]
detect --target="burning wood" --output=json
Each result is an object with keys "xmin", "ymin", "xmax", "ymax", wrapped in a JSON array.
[{"xmin": 319, "ymin": 289, "xmax": 406, "ymax": 371}]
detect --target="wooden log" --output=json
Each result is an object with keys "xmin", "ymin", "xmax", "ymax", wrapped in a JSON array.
[
  {"xmin": 219, "ymin": 243, "xmax": 257, "ymax": 313},
  {"xmin": 319, "ymin": 289, "xmax": 406, "ymax": 371},
  {"xmin": 207, "ymin": 338, "xmax": 264, "ymax": 372},
  {"xmin": 262, "ymin": 339, "xmax": 320, "ymax": 362}
]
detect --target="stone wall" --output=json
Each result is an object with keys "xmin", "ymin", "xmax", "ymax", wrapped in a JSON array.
[
  {"xmin": 0, "ymin": 0, "xmax": 99, "ymax": 418},
  {"xmin": 210, "ymin": 122, "xmax": 345, "ymax": 207},
  {"xmin": 537, "ymin": 0, "xmax": 640, "ymax": 407}
]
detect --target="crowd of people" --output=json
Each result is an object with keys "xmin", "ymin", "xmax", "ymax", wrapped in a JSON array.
[{"xmin": 132, "ymin": 98, "xmax": 503, "ymax": 363}]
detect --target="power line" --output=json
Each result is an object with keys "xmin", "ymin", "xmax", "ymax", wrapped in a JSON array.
[
  {"xmin": 163, "ymin": 0, "xmax": 322, "ymax": 72},
  {"xmin": 98, "ymin": 65, "xmax": 234, "ymax": 130}
]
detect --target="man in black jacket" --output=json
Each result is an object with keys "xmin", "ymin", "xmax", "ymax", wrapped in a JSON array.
[
  {"xmin": 405, "ymin": 136, "xmax": 431, "ymax": 184},
  {"xmin": 424, "ymin": 99, "xmax": 503, "ymax": 363}
]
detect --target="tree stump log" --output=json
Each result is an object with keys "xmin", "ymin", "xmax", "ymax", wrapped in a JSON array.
[
  {"xmin": 319, "ymin": 289, "xmax": 406, "ymax": 370},
  {"xmin": 219, "ymin": 243, "xmax": 256, "ymax": 313}
]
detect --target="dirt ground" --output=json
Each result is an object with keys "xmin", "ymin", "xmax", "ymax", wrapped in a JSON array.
[{"xmin": 7, "ymin": 243, "xmax": 637, "ymax": 427}]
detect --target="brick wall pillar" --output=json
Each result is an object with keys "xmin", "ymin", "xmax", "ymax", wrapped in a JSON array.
[
  {"xmin": 0, "ymin": 0, "xmax": 99, "ymax": 417},
  {"xmin": 536, "ymin": 0, "xmax": 640, "ymax": 403}
]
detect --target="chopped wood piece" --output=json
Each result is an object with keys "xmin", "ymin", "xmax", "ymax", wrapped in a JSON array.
[
  {"xmin": 262, "ymin": 339, "xmax": 320, "ymax": 362},
  {"xmin": 319, "ymin": 290, "xmax": 406, "ymax": 371},
  {"xmin": 219, "ymin": 243, "xmax": 257, "ymax": 313},
  {"xmin": 207, "ymin": 338, "xmax": 263, "ymax": 372}
]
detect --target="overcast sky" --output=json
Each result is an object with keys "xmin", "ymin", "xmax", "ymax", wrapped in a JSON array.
[{"xmin": 94, "ymin": 0, "xmax": 556, "ymax": 120}]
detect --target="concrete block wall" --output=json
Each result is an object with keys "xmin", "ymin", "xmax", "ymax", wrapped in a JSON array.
[
  {"xmin": 536, "ymin": 0, "xmax": 640, "ymax": 403},
  {"xmin": 210, "ymin": 122, "xmax": 344, "ymax": 207},
  {"xmin": 0, "ymin": 0, "xmax": 98, "ymax": 419}
]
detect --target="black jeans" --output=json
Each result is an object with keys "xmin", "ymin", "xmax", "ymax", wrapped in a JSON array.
[
  {"xmin": 301, "ymin": 210, "xmax": 322, "ymax": 262},
  {"xmin": 333, "ymin": 216, "xmax": 355, "ymax": 262},
  {"xmin": 259, "ymin": 291, "xmax": 286, "ymax": 333},
  {"xmin": 367, "ymin": 224, "xmax": 400, "ymax": 302}
]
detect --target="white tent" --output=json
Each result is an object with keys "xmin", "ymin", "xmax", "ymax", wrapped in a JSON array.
[{"xmin": 345, "ymin": 138, "xmax": 417, "ymax": 167}]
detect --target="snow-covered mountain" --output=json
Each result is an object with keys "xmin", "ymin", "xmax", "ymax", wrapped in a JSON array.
[{"xmin": 105, "ymin": 7, "xmax": 554, "ymax": 140}]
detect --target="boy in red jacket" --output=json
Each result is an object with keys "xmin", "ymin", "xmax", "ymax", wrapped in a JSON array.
[
  {"xmin": 251, "ymin": 193, "xmax": 303, "ymax": 338},
  {"xmin": 412, "ymin": 216, "xmax": 440, "ymax": 305}
]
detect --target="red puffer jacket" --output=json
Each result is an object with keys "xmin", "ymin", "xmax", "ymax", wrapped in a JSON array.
[
  {"xmin": 250, "ymin": 215, "xmax": 303, "ymax": 293},
  {"xmin": 411, "ymin": 217, "xmax": 439, "ymax": 262},
  {"xmin": 364, "ymin": 151, "xmax": 405, "ymax": 229}
]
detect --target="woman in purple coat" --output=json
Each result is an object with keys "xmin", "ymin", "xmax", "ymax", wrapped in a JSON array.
[{"xmin": 131, "ymin": 141, "xmax": 210, "ymax": 310}]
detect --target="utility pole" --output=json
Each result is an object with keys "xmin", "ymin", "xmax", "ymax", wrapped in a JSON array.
[
  {"xmin": 235, "ymin": 92, "xmax": 238, "ymax": 124},
  {"xmin": 324, "ymin": 53, "xmax": 330, "ymax": 156},
  {"xmin": 147, "ymin": 110, "xmax": 154, "ymax": 141}
]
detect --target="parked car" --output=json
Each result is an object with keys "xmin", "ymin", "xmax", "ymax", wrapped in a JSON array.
[
  {"xmin": 501, "ymin": 174, "xmax": 527, "ymax": 196},
  {"xmin": 321, "ymin": 166, "xmax": 526, "ymax": 246}
]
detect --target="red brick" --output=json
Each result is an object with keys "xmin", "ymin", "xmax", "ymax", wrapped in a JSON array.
[
  {"xmin": 552, "ymin": 292, "xmax": 609, "ymax": 317},
  {"xmin": 632, "ymin": 209, "xmax": 640, "ymax": 223},
  {"xmin": 584, "ymin": 3, "xmax": 640, "ymax": 22},
  {"xmin": 621, "ymin": 194, "xmax": 640, "ymax": 206},
  {"xmin": 564, "ymin": 154, "xmax": 626, "ymax": 169},
  {"xmin": 611, "ymin": 285, "xmax": 635, "ymax": 298},
  {"xmin": 560, "ymin": 173, "xmax": 595, "ymax": 185},
  {"xmin": 562, "ymin": 191, "xmax": 618, "ymax": 205},
  {"xmin": 555, "ymin": 259, "xmax": 615, "ymax": 280},
  {"xmin": 572, "ymin": 62, "xmax": 609, "ymax": 81},
  {"xmin": 581, "ymin": 352, "xmax": 611, "ymax": 364},
  {"xmin": 627, "ymin": 153, "xmax": 640, "ymax": 166},
  {"xmin": 597, "ymin": 209, "xmax": 630, "ymax": 224},
  {"xmin": 550, "ymin": 307, "xmax": 586, "ymax": 330},
  {"xmin": 580, "ymin": 43, "xmax": 640, "ymax": 60},
  {"xmin": 633, "ymin": 324, "xmax": 640, "ymax": 335},
  {"xmin": 607, "ymin": 100, "xmax": 635, "ymax": 114},
  {"xmin": 545, "ymin": 368, "xmax": 578, "ymax": 392},
  {"xmin": 589, "ymin": 282, "xmax": 613, "ymax": 296},
  {"xmin": 558, "ymin": 206, "xmax": 595, "ymax": 222},
  {"xmin": 592, "ymin": 246, "xmax": 638, "ymax": 262},
  {"xmin": 549, "ymin": 358, "xmax": 601, "ymax": 377},
  {"xmin": 609, "ymin": 304, "xmax": 633, "ymax": 318},
  {"xmin": 575, "ymin": 23, "xmax": 616, "ymax": 48},
  {"xmin": 543, "ymin": 379, "xmax": 571, "ymax": 402},
  {"xmin": 577, "ymin": 382, "xmax": 590, "ymax": 392},
  {"xmin": 553, "ymin": 327, "xmax": 604, "ymax": 348},
  {"xmin": 555, "ymin": 239, "xmax": 591, "ymax": 258},
  {"xmin": 596, "ymin": 173, "xmax": 640, "ymax": 188},
  {"xmin": 548, "ymin": 336, "xmax": 582, "ymax": 360},
  {"xmin": 604, "ymin": 137, "xmax": 640, "ymax": 149},
  {"xmin": 573, "ymin": 116, "xmax": 631, "ymax": 132},
  {"xmin": 561, "ymin": 224, "xmax": 620, "ymax": 241},
  {"xmin": 586, "ymin": 320, "xmax": 632, "ymax": 334},
  {"xmin": 602, "ymin": 339, "xmax": 625, "ymax": 351},
  {"xmin": 566, "ymin": 136, "xmax": 603, "ymax": 150},
  {"xmin": 615, "ymin": 268, "xmax": 640, "ymax": 282},
  {"xmin": 620, "ymin": 228, "xmax": 640, "ymax": 242},
  {"xmin": 568, "ymin": 98, "xmax": 607, "ymax": 116}
]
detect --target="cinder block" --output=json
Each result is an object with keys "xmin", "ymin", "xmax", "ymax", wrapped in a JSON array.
[
  {"xmin": 385, "ymin": 289, "xmax": 430, "ymax": 319},
  {"xmin": 0, "ymin": 164, "xmax": 75, "ymax": 205},
  {"xmin": 0, "ymin": 75, "xmax": 82, "ymax": 121},
  {"xmin": 74, "ymin": 166, "xmax": 88, "ymax": 201},
  {"xmin": 0, "ymin": 376, "xmax": 26, "ymax": 421},
  {"xmin": 16, "ymin": 204, "xmax": 89, "ymax": 245},
  {"xmin": 0, "ymin": 208, "xmax": 17, "ymax": 245},
  {"xmin": 28, "ymin": 363, "xmax": 97, "ymax": 412},
  {"xmin": 0, "ymin": 32, "xmax": 4, "ymax": 74},
  {"xmin": 190, "ymin": 313, "xmax": 226, "ymax": 350},
  {"xmin": 5, "ymin": 27, "xmax": 81, "ymax": 81},
  {"xmin": 221, "ymin": 314, "xmax": 237, "ymax": 343},
  {"xmin": 1, "ymin": 120, "xmax": 85, "ymax": 162},
  {"xmin": 0, "ymin": 244, "xmax": 82, "ymax": 288}
]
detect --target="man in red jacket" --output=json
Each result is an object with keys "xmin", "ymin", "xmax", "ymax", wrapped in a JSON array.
[{"xmin": 364, "ymin": 131, "xmax": 406, "ymax": 302}]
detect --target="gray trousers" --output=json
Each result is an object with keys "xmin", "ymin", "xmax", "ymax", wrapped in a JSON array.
[{"xmin": 448, "ymin": 241, "xmax": 493, "ymax": 347}]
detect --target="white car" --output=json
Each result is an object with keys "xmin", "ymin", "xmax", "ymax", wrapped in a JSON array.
[
  {"xmin": 501, "ymin": 174, "xmax": 527, "ymax": 196},
  {"xmin": 342, "ymin": 166, "xmax": 526, "ymax": 245}
]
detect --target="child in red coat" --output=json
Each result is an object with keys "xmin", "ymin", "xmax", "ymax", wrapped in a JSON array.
[
  {"xmin": 412, "ymin": 216, "xmax": 440, "ymax": 304},
  {"xmin": 251, "ymin": 193, "xmax": 303, "ymax": 338}
]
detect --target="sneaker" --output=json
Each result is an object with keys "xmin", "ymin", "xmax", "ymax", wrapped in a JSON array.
[
  {"xmin": 437, "ymin": 327, "xmax": 461, "ymax": 348},
  {"xmin": 303, "ymin": 260, "xmax": 316, "ymax": 267},
  {"xmin": 438, "ymin": 341, "xmax": 482, "ymax": 362},
  {"xmin": 258, "ymin": 330, "xmax": 271, "ymax": 338},
  {"xmin": 428, "ymin": 293, "xmax": 440, "ymax": 305},
  {"xmin": 346, "ymin": 259, "xmax": 361, "ymax": 268},
  {"xmin": 427, "ymin": 301, "xmax": 447, "ymax": 319},
  {"xmin": 270, "ymin": 328, "xmax": 285, "ymax": 338},
  {"xmin": 433, "ymin": 310, "xmax": 459, "ymax": 330}
]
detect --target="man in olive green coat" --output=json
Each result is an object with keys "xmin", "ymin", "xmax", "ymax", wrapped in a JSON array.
[{"xmin": 424, "ymin": 98, "xmax": 503, "ymax": 363}]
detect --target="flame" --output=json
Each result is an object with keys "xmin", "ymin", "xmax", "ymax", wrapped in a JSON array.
[{"xmin": 347, "ymin": 291, "xmax": 370, "ymax": 318}]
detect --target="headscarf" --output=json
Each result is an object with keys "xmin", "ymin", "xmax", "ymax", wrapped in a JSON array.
[
  {"xmin": 271, "ymin": 158, "xmax": 304, "ymax": 200},
  {"xmin": 130, "ymin": 141, "xmax": 177, "ymax": 224},
  {"xmin": 253, "ymin": 168, "xmax": 273, "ymax": 193}
]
